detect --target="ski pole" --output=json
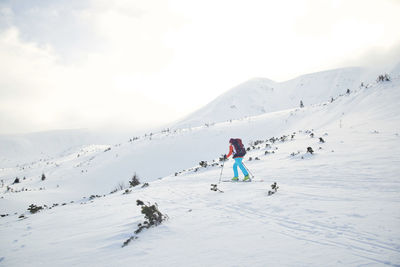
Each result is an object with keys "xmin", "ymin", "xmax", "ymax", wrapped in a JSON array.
[
  {"xmin": 218, "ymin": 160, "xmax": 225, "ymax": 183},
  {"xmin": 242, "ymin": 162, "xmax": 255, "ymax": 179}
]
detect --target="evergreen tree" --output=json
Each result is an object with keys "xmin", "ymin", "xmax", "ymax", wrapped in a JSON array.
[{"xmin": 129, "ymin": 173, "xmax": 140, "ymax": 187}]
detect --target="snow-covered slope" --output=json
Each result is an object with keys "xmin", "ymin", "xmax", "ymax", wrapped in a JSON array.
[
  {"xmin": 174, "ymin": 67, "xmax": 367, "ymax": 128},
  {"xmin": 173, "ymin": 77, "xmax": 277, "ymax": 128},
  {"xmin": 0, "ymin": 129, "xmax": 132, "ymax": 168},
  {"xmin": 1, "ymin": 69, "xmax": 400, "ymax": 266},
  {"xmin": 1, "ymin": 71, "xmax": 399, "ymax": 212},
  {"xmin": 0, "ymin": 129, "xmax": 90, "ymax": 167}
]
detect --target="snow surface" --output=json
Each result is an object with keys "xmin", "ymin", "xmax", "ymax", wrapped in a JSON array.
[{"xmin": 1, "ymin": 67, "xmax": 400, "ymax": 266}]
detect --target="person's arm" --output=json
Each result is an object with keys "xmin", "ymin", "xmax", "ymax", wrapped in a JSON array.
[{"xmin": 225, "ymin": 144, "xmax": 233, "ymax": 158}]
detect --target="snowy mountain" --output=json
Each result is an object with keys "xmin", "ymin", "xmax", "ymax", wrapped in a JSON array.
[
  {"xmin": 173, "ymin": 77, "xmax": 277, "ymax": 128},
  {"xmin": 1, "ymin": 66, "xmax": 400, "ymax": 266},
  {"xmin": 0, "ymin": 129, "xmax": 136, "ymax": 167},
  {"xmin": 0, "ymin": 129, "xmax": 95, "ymax": 167},
  {"xmin": 173, "ymin": 67, "xmax": 367, "ymax": 128}
]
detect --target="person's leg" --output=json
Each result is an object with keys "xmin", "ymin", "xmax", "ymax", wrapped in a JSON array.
[
  {"xmin": 232, "ymin": 160, "xmax": 239, "ymax": 178},
  {"xmin": 235, "ymin": 158, "xmax": 249, "ymax": 176}
]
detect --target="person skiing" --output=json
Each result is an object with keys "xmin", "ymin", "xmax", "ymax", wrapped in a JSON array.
[{"xmin": 224, "ymin": 138, "xmax": 250, "ymax": 181}]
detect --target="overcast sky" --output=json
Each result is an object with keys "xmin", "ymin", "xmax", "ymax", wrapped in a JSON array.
[{"xmin": 1, "ymin": 0, "xmax": 399, "ymax": 134}]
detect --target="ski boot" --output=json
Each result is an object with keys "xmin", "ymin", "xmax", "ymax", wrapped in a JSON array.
[
  {"xmin": 243, "ymin": 175, "xmax": 251, "ymax": 182},
  {"xmin": 231, "ymin": 177, "xmax": 239, "ymax": 181}
]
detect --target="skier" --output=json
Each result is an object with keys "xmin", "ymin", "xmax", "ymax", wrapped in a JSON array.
[{"xmin": 224, "ymin": 138, "xmax": 250, "ymax": 181}]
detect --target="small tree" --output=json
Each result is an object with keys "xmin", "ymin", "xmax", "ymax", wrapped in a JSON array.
[
  {"xmin": 129, "ymin": 173, "xmax": 140, "ymax": 187},
  {"xmin": 300, "ymin": 100, "xmax": 304, "ymax": 108},
  {"xmin": 41, "ymin": 173, "xmax": 46, "ymax": 181}
]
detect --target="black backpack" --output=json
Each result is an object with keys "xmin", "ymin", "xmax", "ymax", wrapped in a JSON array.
[{"xmin": 231, "ymin": 138, "xmax": 246, "ymax": 158}]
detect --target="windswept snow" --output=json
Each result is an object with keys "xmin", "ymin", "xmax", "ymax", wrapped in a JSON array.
[{"xmin": 0, "ymin": 67, "xmax": 400, "ymax": 266}]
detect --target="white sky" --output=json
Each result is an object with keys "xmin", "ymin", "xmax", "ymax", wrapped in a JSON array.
[{"xmin": 1, "ymin": 0, "xmax": 400, "ymax": 134}]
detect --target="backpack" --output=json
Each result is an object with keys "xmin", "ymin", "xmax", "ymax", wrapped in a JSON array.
[{"xmin": 230, "ymin": 138, "xmax": 246, "ymax": 158}]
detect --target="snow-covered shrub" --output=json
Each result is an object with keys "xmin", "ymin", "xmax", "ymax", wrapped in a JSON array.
[
  {"xmin": 319, "ymin": 137, "xmax": 325, "ymax": 143},
  {"xmin": 110, "ymin": 182, "xmax": 125, "ymax": 194},
  {"xmin": 122, "ymin": 200, "xmax": 168, "ymax": 247},
  {"xmin": 252, "ymin": 140, "xmax": 264, "ymax": 146},
  {"xmin": 290, "ymin": 151, "xmax": 300, "ymax": 157},
  {"xmin": 268, "ymin": 182, "xmax": 279, "ymax": 196},
  {"xmin": 123, "ymin": 189, "xmax": 131, "ymax": 195},
  {"xmin": 199, "ymin": 161, "xmax": 208, "ymax": 168},
  {"xmin": 136, "ymin": 200, "xmax": 167, "ymax": 230},
  {"xmin": 210, "ymin": 184, "xmax": 223, "ymax": 193},
  {"xmin": 377, "ymin": 74, "xmax": 391, "ymax": 82},
  {"xmin": 28, "ymin": 204, "xmax": 43, "ymax": 214}
]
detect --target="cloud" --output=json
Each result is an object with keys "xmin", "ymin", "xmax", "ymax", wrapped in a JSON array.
[
  {"xmin": 1, "ymin": 0, "xmax": 400, "ymax": 134},
  {"xmin": 0, "ymin": 27, "xmax": 179, "ymax": 134},
  {"xmin": 0, "ymin": 0, "xmax": 99, "ymax": 62},
  {"xmin": 0, "ymin": 0, "xmax": 191, "ymax": 134},
  {"xmin": 340, "ymin": 41, "xmax": 400, "ymax": 73}
]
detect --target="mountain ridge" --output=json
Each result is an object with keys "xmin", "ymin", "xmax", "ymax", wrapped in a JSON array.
[{"xmin": 173, "ymin": 66, "xmax": 367, "ymax": 129}]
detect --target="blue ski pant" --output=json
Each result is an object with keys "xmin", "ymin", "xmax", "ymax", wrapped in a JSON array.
[{"xmin": 233, "ymin": 157, "xmax": 249, "ymax": 177}]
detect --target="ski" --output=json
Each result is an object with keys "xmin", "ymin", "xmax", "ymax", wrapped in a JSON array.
[{"xmin": 221, "ymin": 179, "xmax": 264, "ymax": 183}]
